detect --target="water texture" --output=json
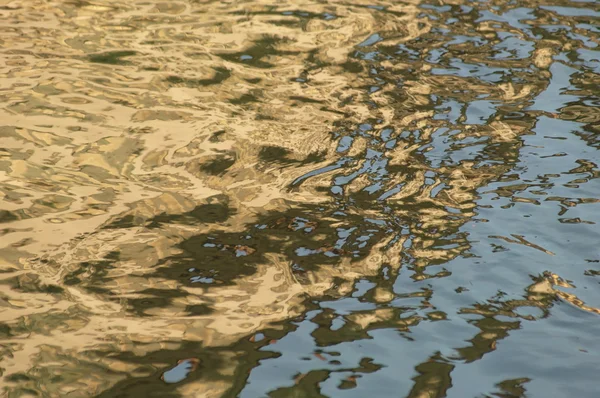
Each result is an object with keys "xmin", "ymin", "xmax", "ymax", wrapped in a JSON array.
[{"xmin": 0, "ymin": 0, "xmax": 599, "ymax": 396}]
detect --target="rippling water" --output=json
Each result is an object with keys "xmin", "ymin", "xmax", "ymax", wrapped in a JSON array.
[{"xmin": 1, "ymin": 0, "xmax": 599, "ymax": 396}]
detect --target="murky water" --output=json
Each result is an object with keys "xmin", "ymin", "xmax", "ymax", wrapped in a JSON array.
[{"xmin": 1, "ymin": 0, "xmax": 599, "ymax": 396}]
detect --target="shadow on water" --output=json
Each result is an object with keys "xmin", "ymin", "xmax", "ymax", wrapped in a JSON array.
[
  {"xmin": 88, "ymin": 51, "xmax": 138, "ymax": 65},
  {"xmin": 218, "ymin": 36, "xmax": 300, "ymax": 69},
  {"xmin": 165, "ymin": 68, "xmax": 232, "ymax": 88}
]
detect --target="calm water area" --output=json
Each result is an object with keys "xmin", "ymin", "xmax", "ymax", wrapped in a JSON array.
[{"xmin": 1, "ymin": 0, "xmax": 599, "ymax": 396}]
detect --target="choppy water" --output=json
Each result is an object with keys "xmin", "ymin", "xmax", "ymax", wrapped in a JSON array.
[{"xmin": 1, "ymin": 0, "xmax": 599, "ymax": 396}]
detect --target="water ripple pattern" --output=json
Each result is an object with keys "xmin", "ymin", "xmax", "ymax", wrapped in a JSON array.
[{"xmin": 0, "ymin": 0, "xmax": 599, "ymax": 397}]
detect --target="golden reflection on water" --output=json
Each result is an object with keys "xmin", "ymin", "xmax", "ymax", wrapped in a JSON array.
[{"xmin": 1, "ymin": 0, "xmax": 599, "ymax": 396}]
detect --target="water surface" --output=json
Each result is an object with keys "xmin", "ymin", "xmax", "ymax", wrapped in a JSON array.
[{"xmin": 0, "ymin": 0, "xmax": 599, "ymax": 397}]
